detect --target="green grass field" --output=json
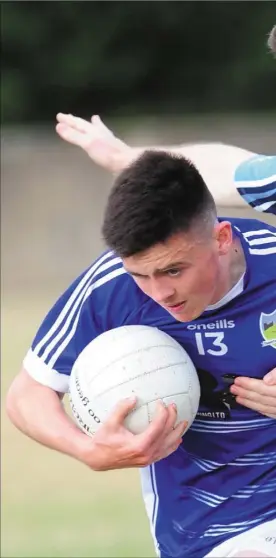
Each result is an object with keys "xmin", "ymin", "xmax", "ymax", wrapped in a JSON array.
[{"xmin": 1, "ymin": 293, "xmax": 155, "ymax": 557}]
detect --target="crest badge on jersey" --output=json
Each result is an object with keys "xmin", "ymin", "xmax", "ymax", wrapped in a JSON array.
[{"xmin": 260, "ymin": 310, "xmax": 276, "ymax": 349}]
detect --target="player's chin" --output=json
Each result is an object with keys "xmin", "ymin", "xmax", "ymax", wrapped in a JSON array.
[
  {"xmin": 176, "ymin": 312, "xmax": 201, "ymax": 323},
  {"xmin": 166, "ymin": 304, "xmax": 202, "ymax": 323}
]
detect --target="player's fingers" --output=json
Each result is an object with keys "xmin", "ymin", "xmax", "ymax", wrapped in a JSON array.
[
  {"xmin": 233, "ymin": 376, "xmax": 276, "ymax": 395},
  {"xmin": 231, "ymin": 382, "xmax": 276, "ymax": 398},
  {"xmin": 162, "ymin": 403, "xmax": 178, "ymax": 434},
  {"xmin": 155, "ymin": 445, "xmax": 178, "ymax": 462},
  {"xmin": 155, "ymin": 422, "xmax": 187, "ymax": 459},
  {"xmin": 56, "ymin": 112, "xmax": 73, "ymax": 122},
  {"xmin": 155, "ymin": 420, "xmax": 187, "ymax": 460},
  {"xmin": 231, "ymin": 386, "xmax": 276, "ymax": 405},
  {"xmin": 263, "ymin": 367, "xmax": 276, "ymax": 385},
  {"xmin": 138, "ymin": 401, "xmax": 170, "ymax": 447},
  {"xmin": 55, "ymin": 124, "xmax": 88, "ymax": 148},
  {"xmin": 167, "ymin": 419, "xmax": 188, "ymax": 442},
  {"xmin": 91, "ymin": 115, "xmax": 114, "ymax": 135},
  {"xmin": 56, "ymin": 113, "xmax": 92, "ymax": 133},
  {"xmin": 106, "ymin": 397, "xmax": 138, "ymax": 426}
]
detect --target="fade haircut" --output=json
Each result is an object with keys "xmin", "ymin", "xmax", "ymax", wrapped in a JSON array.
[{"xmin": 102, "ymin": 151, "xmax": 217, "ymax": 257}]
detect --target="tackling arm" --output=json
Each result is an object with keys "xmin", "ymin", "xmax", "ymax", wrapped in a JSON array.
[
  {"xmin": 56, "ymin": 113, "xmax": 258, "ymax": 209},
  {"xmin": 114, "ymin": 141, "xmax": 276, "ymax": 213},
  {"xmin": 152, "ymin": 142, "xmax": 254, "ymax": 208},
  {"xmin": 159, "ymin": 145, "xmax": 276, "ymax": 214},
  {"xmin": 56, "ymin": 113, "xmax": 275, "ymax": 213}
]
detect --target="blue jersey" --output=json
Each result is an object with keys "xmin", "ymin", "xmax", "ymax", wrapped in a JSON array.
[
  {"xmin": 235, "ymin": 154, "xmax": 276, "ymax": 215},
  {"xmin": 24, "ymin": 217, "xmax": 276, "ymax": 557}
]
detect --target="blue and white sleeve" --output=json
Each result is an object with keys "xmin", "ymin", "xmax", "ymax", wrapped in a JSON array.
[
  {"xmin": 23, "ymin": 250, "xmax": 125, "ymax": 393},
  {"xmin": 234, "ymin": 155, "xmax": 276, "ymax": 215}
]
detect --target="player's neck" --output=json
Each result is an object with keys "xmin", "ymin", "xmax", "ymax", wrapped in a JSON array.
[
  {"xmin": 211, "ymin": 238, "xmax": 246, "ymax": 305},
  {"xmin": 228, "ymin": 237, "xmax": 246, "ymax": 289}
]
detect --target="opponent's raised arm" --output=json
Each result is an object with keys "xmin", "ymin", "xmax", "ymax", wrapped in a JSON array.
[
  {"xmin": 56, "ymin": 113, "xmax": 134, "ymax": 174},
  {"xmin": 56, "ymin": 113, "xmax": 266, "ymax": 210}
]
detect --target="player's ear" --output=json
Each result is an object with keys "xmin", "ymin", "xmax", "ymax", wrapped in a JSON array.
[{"xmin": 214, "ymin": 221, "xmax": 232, "ymax": 255}]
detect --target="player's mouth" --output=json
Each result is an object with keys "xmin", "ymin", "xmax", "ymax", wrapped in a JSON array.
[{"xmin": 165, "ymin": 301, "xmax": 187, "ymax": 313}]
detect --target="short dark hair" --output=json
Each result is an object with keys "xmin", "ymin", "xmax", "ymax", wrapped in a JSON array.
[{"xmin": 102, "ymin": 150, "xmax": 217, "ymax": 257}]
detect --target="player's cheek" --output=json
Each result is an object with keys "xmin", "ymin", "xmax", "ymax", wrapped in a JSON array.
[
  {"xmin": 188, "ymin": 267, "xmax": 209, "ymax": 295},
  {"xmin": 195, "ymin": 274, "xmax": 216, "ymax": 301}
]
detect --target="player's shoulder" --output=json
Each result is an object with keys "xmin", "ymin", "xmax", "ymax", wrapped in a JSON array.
[
  {"xmin": 29, "ymin": 249, "xmax": 150, "ymax": 368},
  {"xmin": 87, "ymin": 248, "xmax": 139, "ymax": 290},
  {"xmin": 70, "ymin": 249, "xmax": 149, "ymax": 326},
  {"xmin": 234, "ymin": 154, "xmax": 276, "ymax": 215},
  {"xmin": 85, "ymin": 249, "xmax": 126, "ymax": 289},
  {"xmin": 229, "ymin": 218, "xmax": 276, "ymax": 267},
  {"xmin": 229, "ymin": 216, "xmax": 275, "ymax": 235}
]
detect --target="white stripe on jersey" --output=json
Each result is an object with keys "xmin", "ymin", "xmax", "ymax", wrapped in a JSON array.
[
  {"xmin": 194, "ymin": 418, "xmax": 274, "ymax": 425},
  {"xmin": 249, "ymin": 246, "xmax": 276, "ymax": 255},
  {"xmin": 254, "ymin": 200, "xmax": 275, "ymax": 212},
  {"xmin": 190, "ymin": 417, "xmax": 275, "ymax": 434},
  {"xmin": 202, "ymin": 510, "xmax": 275, "ymax": 537},
  {"xmin": 26, "ymin": 262, "xmax": 126, "ymax": 391},
  {"xmin": 93, "ymin": 256, "xmax": 122, "ymax": 276},
  {"xmin": 235, "ymin": 173, "xmax": 276, "ymax": 188},
  {"xmin": 191, "ymin": 452, "xmax": 276, "ymax": 472},
  {"xmin": 232, "ymin": 452, "xmax": 276, "ymax": 464},
  {"xmin": 37, "ymin": 259, "xmax": 123, "ymax": 363},
  {"xmin": 204, "ymin": 519, "xmax": 276, "ymax": 557},
  {"xmin": 47, "ymin": 267, "xmax": 126, "ymax": 368},
  {"xmin": 140, "ymin": 466, "xmax": 160, "ymax": 557},
  {"xmin": 243, "ymin": 229, "xmax": 276, "ymax": 238},
  {"xmin": 187, "ymin": 482, "xmax": 276, "ymax": 505},
  {"xmin": 248, "ymin": 236, "xmax": 276, "ymax": 246},
  {"xmin": 34, "ymin": 250, "xmax": 114, "ymax": 356},
  {"xmin": 242, "ymin": 228, "xmax": 276, "ymax": 255},
  {"xmin": 23, "ymin": 349, "xmax": 70, "ymax": 392},
  {"xmin": 187, "ymin": 486, "xmax": 226, "ymax": 508},
  {"xmin": 233, "ymin": 480, "xmax": 276, "ymax": 497}
]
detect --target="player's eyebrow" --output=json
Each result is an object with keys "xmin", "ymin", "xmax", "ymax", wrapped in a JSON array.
[
  {"xmin": 125, "ymin": 269, "xmax": 148, "ymax": 278},
  {"xmin": 125, "ymin": 261, "xmax": 187, "ymax": 277}
]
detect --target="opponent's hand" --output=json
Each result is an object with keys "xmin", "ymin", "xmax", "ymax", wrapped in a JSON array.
[
  {"xmin": 80, "ymin": 397, "xmax": 187, "ymax": 471},
  {"xmin": 230, "ymin": 368, "xmax": 276, "ymax": 418},
  {"xmin": 56, "ymin": 113, "xmax": 132, "ymax": 173}
]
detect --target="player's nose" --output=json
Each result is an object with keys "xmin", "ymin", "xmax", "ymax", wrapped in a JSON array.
[{"xmin": 150, "ymin": 279, "xmax": 176, "ymax": 304}]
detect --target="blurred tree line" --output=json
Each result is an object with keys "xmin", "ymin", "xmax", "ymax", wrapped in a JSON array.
[{"xmin": 2, "ymin": 1, "xmax": 275, "ymax": 123}]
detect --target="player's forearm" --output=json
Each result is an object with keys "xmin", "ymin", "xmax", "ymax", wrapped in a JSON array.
[
  {"xmin": 6, "ymin": 370, "xmax": 88, "ymax": 462},
  {"xmin": 120, "ymin": 143, "xmax": 254, "ymax": 207}
]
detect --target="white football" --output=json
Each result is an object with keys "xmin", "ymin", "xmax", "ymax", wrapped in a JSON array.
[{"xmin": 69, "ymin": 325, "xmax": 200, "ymax": 436}]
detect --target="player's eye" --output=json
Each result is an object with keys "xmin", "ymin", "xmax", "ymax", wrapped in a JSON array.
[{"xmin": 166, "ymin": 269, "xmax": 182, "ymax": 277}]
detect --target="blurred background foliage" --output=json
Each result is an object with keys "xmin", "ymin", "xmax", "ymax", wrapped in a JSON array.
[
  {"xmin": 2, "ymin": 1, "xmax": 276, "ymax": 124},
  {"xmin": 1, "ymin": 5, "xmax": 275, "ymax": 557}
]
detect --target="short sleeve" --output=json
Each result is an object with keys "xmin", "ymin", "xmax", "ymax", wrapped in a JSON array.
[
  {"xmin": 23, "ymin": 250, "xmax": 126, "ymax": 393},
  {"xmin": 234, "ymin": 155, "xmax": 276, "ymax": 215}
]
